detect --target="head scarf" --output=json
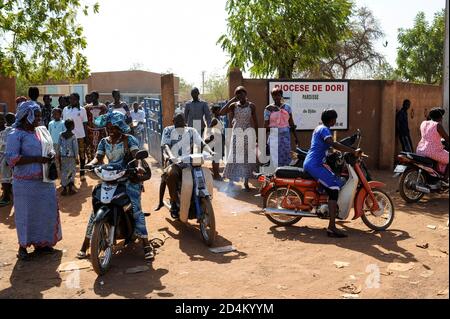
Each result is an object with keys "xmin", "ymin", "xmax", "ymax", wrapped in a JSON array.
[
  {"xmin": 14, "ymin": 101, "xmax": 41, "ymax": 128},
  {"xmin": 95, "ymin": 110, "xmax": 130, "ymax": 133}
]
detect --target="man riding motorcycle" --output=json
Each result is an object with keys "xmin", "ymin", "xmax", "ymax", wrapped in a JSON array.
[
  {"xmin": 303, "ymin": 109, "xmax": 362, "ymax": 238},
  {"xmin": 157, "ymin": 113, "xmax": 214, "ymax": 219}
]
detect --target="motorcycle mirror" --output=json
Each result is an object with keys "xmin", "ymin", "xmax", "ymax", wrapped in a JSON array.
[{"xmin": 135, "ymin": 150, "xmax": 149, "ymax": 160}]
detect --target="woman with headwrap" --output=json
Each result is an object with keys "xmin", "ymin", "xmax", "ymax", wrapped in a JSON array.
[
  {"xmin": 5, "ymin": 101, "xmax": 62, "ymax": 260},
  {"xmin": 77, "ymin": 112, "xmax": 154, "ymax": 261}
]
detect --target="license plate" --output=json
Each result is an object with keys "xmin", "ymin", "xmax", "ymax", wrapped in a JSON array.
[
  {"xmin": 194, "ymin": 170, "xmax": 203, "ymax": 178},
  {"xmin": 394, "ymin": 165, "xmax": 407, "ymax": 174}
]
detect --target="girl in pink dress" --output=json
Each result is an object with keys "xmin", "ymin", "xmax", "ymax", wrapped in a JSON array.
[{"xmin": 416, "ymin": 108, "xmax": 449, "ymax": 180}]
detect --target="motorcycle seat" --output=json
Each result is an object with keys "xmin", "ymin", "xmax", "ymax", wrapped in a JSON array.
[
  {"xmin": 275, "ymin": 166, "xmax": 313, "ymax": 179},
  {"xmin": 400, "ymin": 152, "xmax": 436, "ymax": 167},
  {"xmin": 295, "ymin": 148, "xmax": 309, "ymax": 158}
]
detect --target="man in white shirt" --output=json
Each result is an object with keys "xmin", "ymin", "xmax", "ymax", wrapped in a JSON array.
[
  {"xmin": 62, "ymin": 93, "xmax": 88, "ymax": 182},
  {"xmin": 130, "ymin": 102, "xmax": 146, "ymax": 149}
]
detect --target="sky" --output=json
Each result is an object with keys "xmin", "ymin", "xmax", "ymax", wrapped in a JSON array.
[{"xmin": 79, "ymin": 0, "xmax": 447, "ymax": 87}]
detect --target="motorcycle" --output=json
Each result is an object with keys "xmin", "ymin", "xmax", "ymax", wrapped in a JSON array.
[
  {"xmin": 84, "ymin": 150, "xmax": 149, "ymax": 276},
  {"xmin": 394, "ymin": 140, "xmax": 449, "ymax": 203},
  {"xmin": 165, "ymin": 152, "xmax": 217, "ymax": 246},
  {"xmin": 289, "ymin": 131, "xmax": 360, "ymax": 168},
  {"xmin": 256, "ymin": 144, "xmax": 395, "ymax": 231}
]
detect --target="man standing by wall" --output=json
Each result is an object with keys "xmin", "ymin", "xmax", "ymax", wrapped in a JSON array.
[
  {"xmin": 396, "ymin": 99, "xmax": 414, "ymax": 153},
  {"xmin": 63, "ymin": 93, "xmax": 88, "ymax": 182},
  {"xmin": 130, "ymin": 102, "xmax": 146, "ymax": 149},
  {"xmin": 184, "ymin": 87, "xmax": 211, "ymax": 134}
]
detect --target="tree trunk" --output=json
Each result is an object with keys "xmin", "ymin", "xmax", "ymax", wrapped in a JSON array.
[{"xmin": 277, "ymin": 60, "xmax": 295, "ymax": 79}]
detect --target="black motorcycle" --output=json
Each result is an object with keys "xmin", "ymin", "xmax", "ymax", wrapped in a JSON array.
[
  {"xmin": 395, "ymin": 140, "xmax": 449, "ymax": 203},
  {"xmin": 85, "ymin": 150, "xmax": 149, "ymax": 276}
]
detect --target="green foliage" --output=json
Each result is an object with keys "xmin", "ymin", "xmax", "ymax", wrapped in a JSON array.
[
  {"xmin": 205, "ymin": 73, "xmax": 228, "ymax": 102},
  {"xmin": 0, "ymin": 0, "xmax": 99, "ymax": 83},
  {"xmin": 218, "ymin": 0, "xmax": 353, "ymax": 78},
  {"xmin": 178, "ymin": 77, "xmax": 195, "ymax": 102},
  {"xmin": 372, "ymin": 62, "xmax": 400, "ymax": 81},
  {"xmin": 396, "ymin": 10, "xmax": 445, "ymax": 84}
]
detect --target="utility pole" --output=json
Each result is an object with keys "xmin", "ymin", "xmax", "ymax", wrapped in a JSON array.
[
  {"xmin": 202, "ymin": 71, "xmax": 206, "ymax": 94},
  {"xmin": 444, "ymin": 0, "xmax": 449, "ymax": 129}
]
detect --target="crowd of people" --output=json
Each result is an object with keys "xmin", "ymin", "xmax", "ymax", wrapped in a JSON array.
[{"xmin": 1, "ymin": 84, "xmax": 448, "ymax": 260}]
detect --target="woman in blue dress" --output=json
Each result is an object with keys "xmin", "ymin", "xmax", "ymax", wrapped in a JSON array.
[
  {"xmin": 6, "ymin": 101, "xmax": 62, "ymax": 260},
  {"xmin": 303, "ymin": 109, "xmax": 361, "ymax": 238},
  {"xmin": 77, "ymin": 112, "xmax": 154, "ymax": 261}
]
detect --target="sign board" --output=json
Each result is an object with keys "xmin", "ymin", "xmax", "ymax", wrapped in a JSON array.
[{"xmin": 268, "ymin": 80, "xmax": 349, "ymax": 130}]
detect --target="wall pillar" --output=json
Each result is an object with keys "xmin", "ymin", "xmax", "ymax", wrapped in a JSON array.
[
  {"xmin": 0, "ymin": 75, "xmax": 16, "ymax": 113},
  {"xmin": 161, "ymin": 74, "xmax": 175, "ymax": 128},
  {"xmin": 379, "ymin": 81, "xmax": 397, "ymax": 170}
]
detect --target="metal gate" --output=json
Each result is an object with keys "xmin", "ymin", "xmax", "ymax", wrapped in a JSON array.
[{"xmin": 143, "ymin": 98, "xmax": 163, "ymax": 164}]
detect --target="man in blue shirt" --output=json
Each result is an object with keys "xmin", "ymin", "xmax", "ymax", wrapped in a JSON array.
[{"xmin": 304, "ymin": 109, "xmax": 361, "ymax": 238}]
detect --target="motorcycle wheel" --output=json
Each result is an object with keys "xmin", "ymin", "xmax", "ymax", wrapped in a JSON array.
[
  {"xmin": 91, "ymin": 220, "xmax": 113, "ymax": 276},
  {"xmin": 399, "ymin": 168, "xmax": 426, "ymax": 203},
  {"xmin": 361, "ymin": 188, "xmax": 395, "ymax": 231},
  {"xmin": 264, "ymin": 187, "xmax": 303, "ymax": 226},
  {"xmin": 199, "ymin": 197, "xmax": 216, "ymax": 246}
]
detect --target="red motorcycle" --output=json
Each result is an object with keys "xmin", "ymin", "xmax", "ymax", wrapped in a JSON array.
[{"xmin": 257, "ymin": 149, "xmax": 395, "ymax": 231}]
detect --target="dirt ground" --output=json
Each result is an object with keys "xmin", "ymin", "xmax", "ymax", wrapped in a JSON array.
[{"xmin": 0, "ymin": 160, "xmax": 448, "ymax": 299}]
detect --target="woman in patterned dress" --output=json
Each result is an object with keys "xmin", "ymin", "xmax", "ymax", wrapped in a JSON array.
[
  {"xmin": 416, "ymin": 108, "xmax": 449, "ymax": 181},
  {"xmin": 220, "ymin": 86, "xmax": 259, "ymax": 191},
  {"xmin": 264, "ymin": 87, "xmax": 300, "ymax": 168},
  {"xmin": 5, "ymin": 101, "xmax": 62, "ymax": 260}
]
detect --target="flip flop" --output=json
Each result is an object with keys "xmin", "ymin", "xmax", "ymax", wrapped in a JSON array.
[
  {"xmin": 327, "ymin": 229, "xmax": 348, "ymax": 238},
  {"xmin": 144, "ymin": 245, "xmax": 155, "ymax": 261},
  {"xmin": 76, "ymin": 251, "xmax": 88, "ymax": 259}
]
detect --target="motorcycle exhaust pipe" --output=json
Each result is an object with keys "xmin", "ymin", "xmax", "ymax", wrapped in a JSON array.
[
  {"xmin": 415, "ymin": 185, "xmax": 431, "ymax": 194},
  {"xmin": 264, "ymin": 207, "xmax": 317, "ymax": 217}
]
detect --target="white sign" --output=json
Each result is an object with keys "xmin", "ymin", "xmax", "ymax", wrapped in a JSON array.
[{"xmin": 268, "ymin": 81, "xmax": 349, "ymax": 130}]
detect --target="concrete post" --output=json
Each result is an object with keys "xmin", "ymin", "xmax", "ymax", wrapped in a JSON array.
[
  {"xmin": 0, "ymin": 75, "xmax": 16, "ymax": 113},
  {"xmin": 379, "ymin": 81, "xmax": 397, "ymax": 170},
  {"xmin": 443, "ymin": 0, "xmax": 449, "ymax": 130},
  {"xmin": 161, "ymin": 74, "xmax": 175, "ymax": 128}
]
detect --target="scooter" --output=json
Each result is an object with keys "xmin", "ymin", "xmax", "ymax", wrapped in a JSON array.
[
  {"xmin": 84, "ymin": 150, "xmax": 149, "ymax": 276},
  {"xmin": 165, "ymin": 152, "xmax": 217, "ymax": 246},
  {"xmin": 257, "ymin": 148, "xmax": 395, "ymax": 231},
  {"xmin": 394, "ymin": 140, "xmax": 449, "ymax": 203}
]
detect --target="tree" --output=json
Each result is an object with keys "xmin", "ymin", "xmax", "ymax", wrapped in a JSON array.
[
  {"xmin": 205, "ymin": 73, "xmax": 228, "ymax": 102},
  {"xmin": 372, "ymin": 62, "xmax": 400, "ymax": 81},
  {"xmin": 0, "ymin": 0, "xmax": 99, "ymax": 83},
  {"xmin": 218, "ymin": 0, "xmax": 353, "ymax": 79},
  {"xmin": 396, "ymin": 10, "xmax": 445, "ymax": 84},
  {"xmin": 302, "ymin": 6, "xmax": 386, "ymax": 79},
  {"xmin": 178, "ymin": 77, "xmax": 194, "ymax": 102}
]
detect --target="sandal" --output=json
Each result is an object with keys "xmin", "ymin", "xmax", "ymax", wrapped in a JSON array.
[
  {"xmin": 144, "ymin": 245, "xmax": 155, "ymax": 261},
  {"xmin": 76, "ymin": 251, "xmax": 88, "ymax": 259},
  {"xmin": 17, "ymin": 248, "xmax": 30, "ymax": 261},
  {"xmin": 35, "ymin": 246, "xmax": 56, "ymax": 254},
  {"xmin": 327, "ymin": 228, "xmax": 348, "ymax": 238}
]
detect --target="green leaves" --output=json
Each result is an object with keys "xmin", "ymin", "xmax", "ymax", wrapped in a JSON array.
[
  {"xmin": 0, "ymin": 0, "xmax": 99, "ymax": 83},
  {"xmin": 218, "ymin": 0, "xmax": 352, "ymax": 78},
  {"xmin": 396, "ymin": 9, "xmax": 445, "ymax": 84}
]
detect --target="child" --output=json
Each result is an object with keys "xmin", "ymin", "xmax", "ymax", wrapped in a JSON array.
[
  {"xmin": 0, "ymin": 113, "xmax": 16, "ymax": 206},
  {"xmin": 48, "ymin": 108, "xmax": 65, "ymax": 172},
  {"xmin": 205, "ymin": 104, "xmax": 225, "ymax": 180},
  {"xmin": 58, "ymin": 119, "xmax": 79, "ymax": 196}
]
